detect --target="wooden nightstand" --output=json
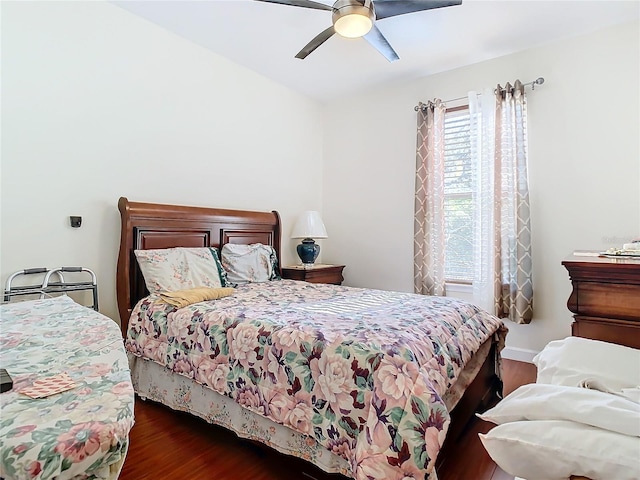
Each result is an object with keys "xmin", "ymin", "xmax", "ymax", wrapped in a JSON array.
[{"xmin": 281, "ymin": 264, "xmax": 345, "ymax": 285}]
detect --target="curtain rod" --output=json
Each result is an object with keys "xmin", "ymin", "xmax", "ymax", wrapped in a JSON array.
[{"xmin": 414, "ymin": 77, "xmax": 545, "ymax": 111}]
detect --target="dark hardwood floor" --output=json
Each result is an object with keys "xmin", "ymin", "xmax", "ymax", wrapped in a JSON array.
[{"xmin": 120, "ymin": 359, "xmax": 537, "ymax": 480}]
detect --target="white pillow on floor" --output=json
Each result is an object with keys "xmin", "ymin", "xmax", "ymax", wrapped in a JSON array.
[
  {"xmin": 480, "ymin": 420, "xmax": 640, "ymax": 480},
  {"xmin": 533, "ymin": 336, "xmax": 640, "ymax": 390},
  {"xmin": 478, "ymin": 382, "xmax": 640, "ymax": 437}
]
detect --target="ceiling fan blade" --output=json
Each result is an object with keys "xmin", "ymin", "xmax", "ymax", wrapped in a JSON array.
[
  {"xmin": 364, "ymin": 25, "xmax": 399, "ymax": 62},
  {"xmin": 374, "ymin": 0, "xmax": 462, "ymax": 20},
  {"xmin": 295, "ymin": 26, "xmax": 336, "ymax": 59},
  {"xmin": 254, "ymin": 0, "xmax": 332, "ymax": 11}
]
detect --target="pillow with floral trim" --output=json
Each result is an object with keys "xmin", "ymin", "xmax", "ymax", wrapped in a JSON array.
[
  {"xmin": 134, "ymin": 247, "xmax": 228, "ymax": 294},
  {"xmin": 221, "ymin": 243, "xmax": 280, "ymax": 285}
]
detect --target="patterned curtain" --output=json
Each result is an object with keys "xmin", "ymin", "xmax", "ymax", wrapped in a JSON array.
[
  {"xmin": 414, "ymin": 100, "xmax": 446, "ymax": 296},
  {"xmin": 469, "ymin": 81, "xmax": 534, "ymax": 324}
]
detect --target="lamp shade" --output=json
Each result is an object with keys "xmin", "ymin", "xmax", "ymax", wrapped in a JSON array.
[{"xmin": 291, "ymin": 211, "xmax": 328, "ymax": 239}]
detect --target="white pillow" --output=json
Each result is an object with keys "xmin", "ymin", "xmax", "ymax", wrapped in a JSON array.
[
  {"xmin": 478, "ymin": 383, "xmax": 640, "ymax": 437},
  {"xmin": 221, "ymin": 243, "xmax": 279, "ymax": 285},
  {"xmin": 533, "ymin": 336, "xmax": 640, "ymax": 391},
  {"xmin": 134, "ymin": 247, "xmax": 226, "ymax": 294},
  {"xmin": 480, "ymin": 420, "xmax": 640, "ymax": 480}
]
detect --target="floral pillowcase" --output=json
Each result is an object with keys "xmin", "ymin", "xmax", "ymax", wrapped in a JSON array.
[
  {"xmin": 221, "ymin": 243, "xmax": 280, "ymax": 285},
  {"xmin": 134, "ymin": 247, "xmax": 229, "ymax": 294}
]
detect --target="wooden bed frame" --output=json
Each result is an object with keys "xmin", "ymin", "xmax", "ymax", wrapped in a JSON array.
[{"xmin": 115, "ymin": 196, "xmax": 502, "ymax": 474}]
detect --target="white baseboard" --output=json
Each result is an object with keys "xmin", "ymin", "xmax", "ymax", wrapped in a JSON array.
[{"xmin": 501, "ymin": 346, "xmax": 538, "ymax": 364}]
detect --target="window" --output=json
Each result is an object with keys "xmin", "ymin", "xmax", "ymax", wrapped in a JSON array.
[
  {"xmin": 414, "ymin": 87, "xmax": 532, "ymax": 320},
  {"xmin": 443, "ymin": 106, "xmax": 473, "ymax": 283}
]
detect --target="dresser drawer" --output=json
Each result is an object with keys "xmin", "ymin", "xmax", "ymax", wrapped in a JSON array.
[
  {"xmin": 572, "ymin": 316, "xmax": 640, "ymax": 347},
  {"xmin": 576, "ymin": 283, "xmax": 640, "ymax": 320}
]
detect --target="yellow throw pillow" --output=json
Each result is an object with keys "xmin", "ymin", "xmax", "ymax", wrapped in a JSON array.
[{"xmin": 159, "ymin": 287, "xmax": 235, "ymax": 308}]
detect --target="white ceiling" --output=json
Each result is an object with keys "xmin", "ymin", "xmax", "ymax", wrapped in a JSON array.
[{"xmin": 113, "ymin": 0, "xmax": 639, "ymax": 103}]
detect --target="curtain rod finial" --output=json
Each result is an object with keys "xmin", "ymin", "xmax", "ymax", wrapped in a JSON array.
[{"xmin": 532, "ymin": 77, "xmax": 545, "ymax": 90}]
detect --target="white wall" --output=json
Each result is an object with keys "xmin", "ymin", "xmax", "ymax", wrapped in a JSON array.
[
  {"xmin": 3, "ymin": 3, "xmax": 638, "ymax": 357},
  {"xmin": 322, "ymin": 21, "xmax": 640, "ymax": 357},
  {"xmin": 1, "ymin": 1, "xmax": 324, "ymax": 323}
]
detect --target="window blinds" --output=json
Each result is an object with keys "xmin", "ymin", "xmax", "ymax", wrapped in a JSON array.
[{"xmin": 443, "ymin": 108, "xmax": 473, "ymax": 282}]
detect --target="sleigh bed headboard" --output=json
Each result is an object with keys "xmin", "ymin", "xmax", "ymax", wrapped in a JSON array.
[{"xmin": 116, "ymin": 197, "xmax": 282, "ymax": 336}]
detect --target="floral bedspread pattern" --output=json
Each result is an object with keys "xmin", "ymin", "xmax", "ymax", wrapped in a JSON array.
[
  {"xmin": 0, "ymin": 296, "xmax": 134, "ymax": 480},
  {"xmin": 127, "ymin": 280, "xmax": 502, "ymax": 479}
]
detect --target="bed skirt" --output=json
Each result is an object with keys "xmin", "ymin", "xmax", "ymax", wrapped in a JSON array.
[{"xmin": 129, "ymin": 354, "xmax": 352, "ymax": 476}]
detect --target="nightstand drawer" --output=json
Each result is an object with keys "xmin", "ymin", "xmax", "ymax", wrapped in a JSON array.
[{"xmin": 281, "ymin": 265, "xmax": 345, "ymax": 285}]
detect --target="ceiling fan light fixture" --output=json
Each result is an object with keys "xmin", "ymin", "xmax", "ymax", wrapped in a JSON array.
[
  {"xmin": 332, "ymin": 1, "xmax": 375, "ymax": 38},
  {"xmin": 334, "ymin": 13, "xmax": 372, "ymax": 38}
]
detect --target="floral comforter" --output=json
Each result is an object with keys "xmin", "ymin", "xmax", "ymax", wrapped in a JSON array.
[
  {"xmin": 0, "ymin": 296, "xmax": 134, "ymax": 480},
  {"xmin": 126, "ymin": 280, "xmax": 503, "ymax": 479}
]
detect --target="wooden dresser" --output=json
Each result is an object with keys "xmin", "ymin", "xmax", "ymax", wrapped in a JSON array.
[{"xmin": 562, "ymin": 255, "xmax": 640, "ymax": 349}]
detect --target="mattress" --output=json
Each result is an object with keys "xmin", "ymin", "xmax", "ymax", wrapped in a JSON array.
[{"xmin": 0, "ymin": 296, "xmax": 134, "ymax": 480}]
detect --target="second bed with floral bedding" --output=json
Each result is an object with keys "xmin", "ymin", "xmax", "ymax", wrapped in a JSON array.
[
  {"xmin": 0, "ymin": 296, "xmax": 134, "ymax": 480},
  {"xmin": 125, "ymin": 279, "xmax": 503, "ymax": 480}
]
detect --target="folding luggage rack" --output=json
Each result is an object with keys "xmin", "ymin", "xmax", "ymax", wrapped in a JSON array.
[{"xmin": 3, "ymin": 267, "xmax": 98, "ymax": 311}]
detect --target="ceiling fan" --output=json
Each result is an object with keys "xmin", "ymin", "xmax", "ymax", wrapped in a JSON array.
[{"xmin": 255, "ymin": 0, "xmax": 462, "ymax": 62}]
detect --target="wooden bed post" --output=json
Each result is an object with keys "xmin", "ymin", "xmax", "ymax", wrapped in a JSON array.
[{"xmin": 116, "ymin": 197, "xmax": 133, "ymax": 336}]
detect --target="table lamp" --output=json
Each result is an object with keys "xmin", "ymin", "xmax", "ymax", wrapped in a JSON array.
[{"xmin": 291, "ymin": 211, "xmax": 328, "ymax": 265}]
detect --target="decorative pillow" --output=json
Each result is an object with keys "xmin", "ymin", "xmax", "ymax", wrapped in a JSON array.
[
  {"xmin": 221, "ymin": 243, "xmax": 280, "ymax": 285},
  {"xmin": 134, "ymin": 247, "xmax": 227, "ymax": 294},
  {"xmin": 479, "ymin": 420, "xmax": 640, "ymax": 480},
  {"xmin": 159, "ymin": 287, "xmax": 235, "ymax": 309},
  {"xmin": 533, "ymin": 336, "xmax": 640, "ymax": 391},
  {"xmin": 478, "ymin": 383, "xmax": 640, "ymax": 437}
]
